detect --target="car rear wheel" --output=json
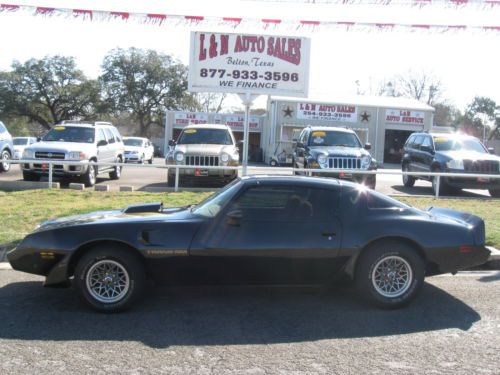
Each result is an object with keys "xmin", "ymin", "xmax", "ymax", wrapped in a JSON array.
[
  {"xmin": 489, "ymin": 189, "xmax": 500, "ymax": 198},
  {"xmin": 74, "ymin": 246, "xmax": 146, "ymax": 313},
  {"xmin": 402, "ymin": 164, "xmax": 415, "ymax": 187},
  {"xmin": 81, "ymin": 163, "xmax": 97, "ymax": 187},
  {"xmin": 356, "ymin": 241, "xmax": 425, "ymax": 309},
  {"xmin": 0, "ymin": 150, "xmax": 11, "ymax": 172}
]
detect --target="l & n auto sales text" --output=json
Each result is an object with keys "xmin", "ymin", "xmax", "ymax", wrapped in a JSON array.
[{"xmin": 198, "ymin": 34, "xmax": 302, "ymax": 66}]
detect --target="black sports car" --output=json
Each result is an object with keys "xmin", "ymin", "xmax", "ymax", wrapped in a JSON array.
[{"xmin": 8, "ymin": 176, "xmax": 490, "ymax": 312}]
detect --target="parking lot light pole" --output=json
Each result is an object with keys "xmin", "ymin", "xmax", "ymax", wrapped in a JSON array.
[{"xmin": 238, "ymin": 93, "xmax": 258, "ymax": 176}]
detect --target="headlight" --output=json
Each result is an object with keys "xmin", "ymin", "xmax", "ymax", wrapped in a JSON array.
[
  {"xmin": 68, "ymin": 151, "xmax": 87, "ymax": 160},
  {"xmin": 221, "ymin": 153, "xmax": 230, "ymax": 163},
  {"xmin": 23, "ymin": 149, "xmax": 34, "ymax": 159},
  {"xmin": 361, "ymin": 155, "xmax": 371, "ymax": 168},
  {"xmin": 446, "ymin": 159, "xmax": 464, "ymax": 170},
  {"xmin": 317, "ymin": 154, "xmax": 327, "ymax": 165},
  {"xmin": 175, "ymin": 152, "xmax": 184, "ymax": 162}
]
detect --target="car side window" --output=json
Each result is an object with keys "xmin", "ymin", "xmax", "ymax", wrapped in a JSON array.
[
  {"xmin": 104, "ymin": 128, "xmax": 115, "ymax": 144},
  {"xmin": 405, "ymin": 134, "xmax": 416, "ymax": 147},
  {"xmin": 299, "ymin": 130, "xmax": 308, "ymax": 145},
  {"xmin": 413, "ymin": 135, "xmax": 424, "ymax": 149},
  {"xmin": 97, "ymin": 129, "xmax": 107, "ymax": 144},
  {"xmin": 421, "ymin": 136, "xmax": 432, "ymax": 150},
  {"xmin": 228, "ymin": 185, "xmax": 338, "ymax": 222},
  {"xmin": 112, "ymin": 128, "xmax": 122, "ymax": 143}
]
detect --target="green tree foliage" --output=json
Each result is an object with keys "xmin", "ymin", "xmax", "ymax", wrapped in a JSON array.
[
  {"xmin": 0, "ymin": 56, "xmax": 101, "ymax": 129},
  {"xmin": 100, "ymin": 48, "xmax": 199, "ymax": 137},
  {"xmin": 463, "ymin": 96, "xmax": 499, "ymax": 139}
]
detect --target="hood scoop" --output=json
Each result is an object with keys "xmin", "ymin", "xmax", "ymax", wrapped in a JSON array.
[{"xmin": 123, "ymin": 202, "xmax": 163, "ymax": 214}]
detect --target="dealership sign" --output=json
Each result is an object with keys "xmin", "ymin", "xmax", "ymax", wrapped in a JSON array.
[
  {"xmin": 385, "ymin": 109, "xmax": 425, "ymax": 124},
  {"xmin": 224, "ymin": 115, "xmax": 260, "ymax": 130},
  {"xmin": 189, "ymin": 32, "xmax": 310, "ymax": 96},
  {"xmin": 174, "ymin": 113, "xmax": 208, "ymax": 125},
  {"xmin": 296, "ymin": 102, "xmax": 358, "ymax": 123}
]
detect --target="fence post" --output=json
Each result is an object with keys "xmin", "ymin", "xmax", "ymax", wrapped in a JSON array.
[
  {"xmin": 435, "ymin": 175, "xmax": 440, "ymax": 199},
  {"xmin": 174, "ymin": 166, "xmax": 179, "ymax": 192},
  {"xmin": 48, "ymin": 162, "xmax": 53, "ymax": 190}
]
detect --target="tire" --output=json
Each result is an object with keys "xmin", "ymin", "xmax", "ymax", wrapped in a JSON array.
[
  {"xmin": 81, "ymin": 162, "xmax": 97, "ymax": 187},
  {"xmin": 355, "ymin": 240, "xmax": 425, "ymax": 309},
  {"xmin": 402, "ymin": 164, "xmax": 415, "ymax": 187},
  {"xmin": 148, "ymin": 157, "xmax": 153, "ymax": 165},
  {"xmin": 0, "ymin": 150, "xmax": 11, "ymax": 172},
  {"xmin": 489, "ymin": 189, "xmax": 500, "ymax": 198},
  {"xmin": 23, "ymin": 170, "xmax": 39, "ymax": 181},
  {"xmin": 109, "ymin": 157, "xmax": 122, "ymax": 180},
  {"xmin": 74, "ymin": 245, "xmax": 146, "ymax": 313}
]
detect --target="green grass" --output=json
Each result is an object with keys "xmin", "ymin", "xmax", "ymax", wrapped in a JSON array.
[{"xmin": 0, "ymin": 190, "xmax": 498, "ymax": 248}]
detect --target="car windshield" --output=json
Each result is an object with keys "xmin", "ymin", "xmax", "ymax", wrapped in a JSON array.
[
  {"xmin": 124, "ymin": 139, "xmax": 143, "ymax": 147},
  {"xmin": 13, "ymin": 138, "xmax": 28, "ymax": 145},
  {"xmin": 177, "ymin": 128, "xmax": 233, "ymax": 145},
  {"xmin": 42, "ymin": 126, "xmax": 95, "ymax": 143},
  {"xmin": 192, "ymin": 179, "xmax": 241, "ymax": 218},
  {"xmin": 308, "ymin": 131, "xmax": 361, "ymax": 147},
  {"xmin": 433, "ymin": 136, "xmax": 487, "ymax": 153}
]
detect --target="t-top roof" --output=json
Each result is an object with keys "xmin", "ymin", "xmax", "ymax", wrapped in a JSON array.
[{"xmin": 271, "ymin": 94, "xmax": 435, "ymax": 112}]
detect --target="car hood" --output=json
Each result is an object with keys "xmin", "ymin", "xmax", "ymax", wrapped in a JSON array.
[
  {"xmin": 175, "ymin": 144, "xmax": 234, "ymax": 155},
  {"xmin": 309, "ymin": 146, "xmax": 370, "ymax": 158},
  {"xmin": 26, "ymin": 141, "xmax": 95, "ymax": 153},
  {"xmin": 34, "ymin": 205, "xmax": 196, "ymax": 232},
  {"xmin": 438, "ymin": 150, "xmax": 499, "ymax": 161}
]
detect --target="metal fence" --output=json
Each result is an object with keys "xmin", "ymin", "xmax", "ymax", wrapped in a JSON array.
[{"xmin": 4, "ymin": 159, "xmax": 500, "ymax": 199}]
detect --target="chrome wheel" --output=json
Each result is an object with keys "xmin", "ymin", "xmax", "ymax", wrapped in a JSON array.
[
  {"xmin": 88, "ymin": 165, "xmax": 96, "ymax": 185},
  {"xmin": 371, "ymin": 256, "xmax": 412, "ymax": 298},
  {"xmin": 1, "ymin": 151, "xmax": 10, "ymax": 172},
  {"xmin": 86, "ymin": 260, "xmax": 130, "ymax": 304}
]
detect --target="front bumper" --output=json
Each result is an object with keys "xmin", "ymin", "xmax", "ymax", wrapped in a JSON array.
[
  {"xmin": 22, "ymin": 160, "xmax": 89, "ymax": 176},
  {"xmin": 124, "ymin": 155, "xmax": 142, "ymax": 163},
  {"xmin": 168, "ymin": 167, "xmax": 237, "ymax": 180},
  {"xmin": 443, "ymin": 172, "xmax": 500, "ymax": 190},
  {"xmin": 426, "ymin": 245, "xmax": 491, "ymax": 275}
]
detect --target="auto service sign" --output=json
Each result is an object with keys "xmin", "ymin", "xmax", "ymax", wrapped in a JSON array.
[
  {"xmin": 385, "ymin": 109, "xmax": 425, "ymax": 124},
  {"xmin": 189, "ymin": 32, "xmax": 310, "ymax": 97}
]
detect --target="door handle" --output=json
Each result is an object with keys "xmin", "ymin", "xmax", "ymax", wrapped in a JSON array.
[{"xmin": 322, "ymin": 232, "xmax": 336, "ymax": 237}]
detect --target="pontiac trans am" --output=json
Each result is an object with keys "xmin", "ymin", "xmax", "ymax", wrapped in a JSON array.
[{"xmin": 8, "ymin": 176, "xmax": 490, "ymax": 312}]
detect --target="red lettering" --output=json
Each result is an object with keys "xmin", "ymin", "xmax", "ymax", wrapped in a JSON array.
[
  {"xmin": 198, "ymin": 34, "xmax": 207, "ymax": 61},
  {"xmin": 220, "ymin": 35, "xmax": 229, "ymax": 55},
  {"xmin": 209, "ymin": 34, "xmax": 218, "ymax": 58}
]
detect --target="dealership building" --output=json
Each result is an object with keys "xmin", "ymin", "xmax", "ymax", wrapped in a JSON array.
[{"xmin": 164, "ymin": 95, "xmax": 435, "ymax": 166}]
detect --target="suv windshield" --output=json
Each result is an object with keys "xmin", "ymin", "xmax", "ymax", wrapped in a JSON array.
[
  {"xmin": 124, "ymin": 139, "xmax": 143, "ymax": 147},
  {"xmin": 433, "ymin": 136, "xmax": 487, "ymax": 153},
  {"xmin": 178, "ymin": 128, "xmax": 233, "ymax": 145},
  {"xmin": 43, "ymin": 126, "xmax": 95, "ymax": 143},
  {"xmin": 308, "ymin": 130, "xmax": 361, "ymax": 147},
  {"xmin": 13, "ymin": 139, "xmax": 28, "ymax": 145}
]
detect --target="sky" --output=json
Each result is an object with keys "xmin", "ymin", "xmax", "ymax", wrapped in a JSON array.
[{"xmin": 0, "ymin": 0, "xmax": 499, "ymax": 111}]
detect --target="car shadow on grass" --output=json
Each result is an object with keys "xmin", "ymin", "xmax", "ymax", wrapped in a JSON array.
[{"xmin": 0, "ymin": 280, "xmax": 480, "ymax": 348}]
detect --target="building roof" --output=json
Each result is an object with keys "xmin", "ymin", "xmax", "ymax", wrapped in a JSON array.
[{"xmin": 270, "ymin": 94, "xmax": 435, "ymax": 112}]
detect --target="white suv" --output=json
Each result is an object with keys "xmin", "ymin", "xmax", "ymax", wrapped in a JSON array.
[{"xmin": 22, "ymin": 122, "xmax": 124, "ymax": 187}]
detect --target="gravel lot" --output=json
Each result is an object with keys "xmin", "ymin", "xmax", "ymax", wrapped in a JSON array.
[{"xmin": 0, "ymin": 269, "xmax": 499, "ymax": 374}]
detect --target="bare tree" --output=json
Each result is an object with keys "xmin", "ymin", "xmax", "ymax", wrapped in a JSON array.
[{"xmin": 196, "ymin": 93, "xmax": 227, "ymax": 113}]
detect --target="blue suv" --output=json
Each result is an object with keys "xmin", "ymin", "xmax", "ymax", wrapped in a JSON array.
[{"xmin": 0, "ymin": 121, "xmax": 13, "ymax": 173}]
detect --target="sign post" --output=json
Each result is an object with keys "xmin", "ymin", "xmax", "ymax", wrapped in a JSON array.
[{"xmin": 188, "ymin": 31, "xmax": 310, "ymax": 174}]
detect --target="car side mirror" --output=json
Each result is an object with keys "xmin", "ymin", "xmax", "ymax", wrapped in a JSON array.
[
  {"xmin": 97, "ymin": 140, "xmax": 108, "ymax": 147},
  {"xmin": 364, "ymin": 143, "xmax": 371, "ymax": 150},
  {"xmin": 488, "ymin": 147, "xmax": 495, "ymax": 154},
  {"xmin": 226, "ymin": 209, "xmax": 242, "ymax": 226},
  {"xmin": 168, "ymin": 139, "xmax": 176, "ymax": 147}
]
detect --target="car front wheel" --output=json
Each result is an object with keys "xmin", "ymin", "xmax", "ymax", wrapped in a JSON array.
[
  {"xmin": 109, "ymin": 157, "xmax": 122, "ymax": 180},
  {"xmin": 74, "ymin": 246, "xmax": 146, "ymax": 313},
  {"xmin": 356, "ymin": 241, "xmax": 424, "ymax": 309},
  {"xmin": 402, "ymin": 164, "xmax": 415, "ymax": 187},
  {"xmin": 0, "ymin": 150, "xmax": 11, "ymax": 172},
  {"xmin": 81, "ymin": 163, "xmax": 97, "ymax": 187}
]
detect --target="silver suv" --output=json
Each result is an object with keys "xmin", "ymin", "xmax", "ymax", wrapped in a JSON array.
[
  {"xmin": 22, "ymin": 122, "xmax": 124, "ymax": 187},
  {"xmin": 0, "ymin": 121, "xmax": 14, "ymax": 173},
  {"xmin": 166, "ymin": 124, "xmax": 239, "ymax": 186}
]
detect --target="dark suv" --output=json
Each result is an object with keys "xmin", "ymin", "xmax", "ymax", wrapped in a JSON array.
[
  {"xmin": 293, "ymin": 126, "xmax": 377, "ymax": 188},
  {"xmin": 401, "ymin": 132, "xmax": 500, "ymax": 197}
]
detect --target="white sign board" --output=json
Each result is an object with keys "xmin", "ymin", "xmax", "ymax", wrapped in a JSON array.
[
  {"xmin": 385, "ymin": 109, "xmax": 425, "ymax": 124},
  {"xmin": 296, "ymin": 103, "xmax": 358, "ymax": 123},
  {"xmin": 174, "ymin": 113, "xmax": 208, "ymax": 125},
  {"xmin": 224, "ymin": 115, "xmax": 260, "ymax": 130},
  {"xmin": 189, "ymin": 32, "xmax": 310, "ymax": 97}
]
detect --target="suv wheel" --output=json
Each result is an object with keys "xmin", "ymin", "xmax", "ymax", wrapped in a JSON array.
[
  {"xmin": 109, "ymin": 157, "xmax": 122, "ymax": 180},
  {"xmin": 148, "ymin": 157, "xmax": 153, "ymax": 165},
  {"xmin": 0, "ymin": 150, "xmax": 11, "ymax": 172},
  {"xmin": 23, "ymin": 170, "xmax": 39, "ymax": 182},
  {"xmin": 402, "ymin": 164, "xmax": 415, "ymax": 187},
  {"xmin": 82, "ymin": 163, "xmax": 97, "ymax": 187},
  {"xmin": 356, "ymin": 241, "xmax": 425, "ymax": 309},
  {"xmin": 489, "ymin": 189, "xmax": 500, "ymax": 198}
]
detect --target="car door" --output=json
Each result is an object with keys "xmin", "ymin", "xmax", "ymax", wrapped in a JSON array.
[
  {"xmin": 103, "ymin": 128, "xmax": 117, "ymax": 167},
  {"xmin": 96, "ymin": 128, "xmax": 111, "ymax": 167},
  {"xmin": 410, "ymin": 135, "xmax": 425, "ymax": 172},
  {"xmin": 419, "ymin": 135, "xmax": 434, "ymax": 172}
]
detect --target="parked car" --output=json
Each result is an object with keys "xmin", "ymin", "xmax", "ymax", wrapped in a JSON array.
[
  {"xmin": 12, "ymin": 137, "xmax": 37, "ymax": 160},
  {"xmin": 7, "ymin": 176, "xmax": 490, "ymax": 312},
  {"xmin": 21, "ymin": 122, "xmax": 124, "ymax": 187},
  {"xmin": 165, "ymin": 124, "xmax": 239, "ymax": 187},
  {"xmin": 0, "ymin": 121, "xmax": 14, "ymax": 173},
  {"xmin": 401, "ymin": 132, "xmax": 500, "ymax": 197},
  {"xmin": 293, "ymin": 126, "xmax": 377, "ymax": 188},
  {"xmin": 123, "ymin": 137, "xmax": 154, "ymax": 164}
]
